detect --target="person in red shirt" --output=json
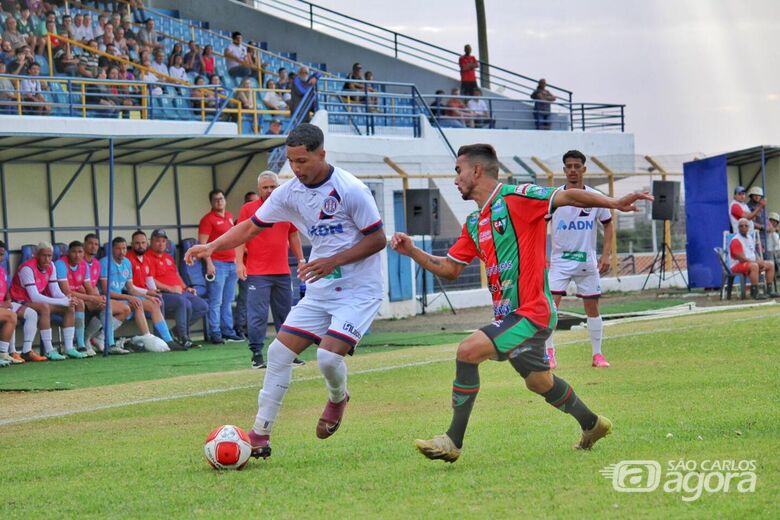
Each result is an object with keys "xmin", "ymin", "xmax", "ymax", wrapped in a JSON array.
[
  {"xmin": 198, "ymin": 189, "xmax": 242, "ymax": 344},
  {"xmin": 128, "ymin": 230, "xmax": 160, "ymax": 296},
  {"xmin": 236, "ymin": 172, "xmax": 305, "ymax": 369},
  {"xmin": 148, "ymin": 229, "xmax": 208, "ymax": 348},
  {"xmin": 458, "ymin": 44, "xmax": 479, "ymax": 96}
]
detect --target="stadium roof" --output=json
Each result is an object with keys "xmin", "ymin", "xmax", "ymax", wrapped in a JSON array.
[
  {"xmin": 0, "ymin": 134, "xmax": 285, "ymax": 167},
  {"xmin": 722, "ymin": 145, "xmax": 780, "ymax": 167}
]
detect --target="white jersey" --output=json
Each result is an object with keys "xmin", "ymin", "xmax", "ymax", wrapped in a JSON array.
[
  {"xmin": 549, "ymin": 185, "xmax": 612, "ymax": 271},
  {"xmin": 252, "ymin": 165, "xmax": 384, "ymax": 300}
]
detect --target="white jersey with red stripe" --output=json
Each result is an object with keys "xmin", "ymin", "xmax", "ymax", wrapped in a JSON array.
[
  {"xmin": 549, "ymin": 185, "xmax": 612, "ymax": 274},
  {"xmin": 252, "ymin": 164, "xmax": 384, "ymax": 300}
]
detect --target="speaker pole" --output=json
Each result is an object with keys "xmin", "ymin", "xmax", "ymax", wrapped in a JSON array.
[{"xmin": 645, "ymin": 156, "xmax": 674, "ymax": 272}]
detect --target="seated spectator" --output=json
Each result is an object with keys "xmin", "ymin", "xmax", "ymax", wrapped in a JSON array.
[
  {"xmin": 72, "ymin": 13, "xmax": 88, "ymax": 42},
  {"xmin": 129, "ymin": 0, "xmax": 146, "ymax": 24},
  {"xmin": 191, "ymin": 75, "xmax": 214, "ymax": 109},
  {"xmin": 168, "ymin": 54, "xmax": 187, "ymax": 83},
  {"xmin": 107, "ymin": 65, "xmax": 137, "ymax": 108},
  {"xmin": 111, "ymin": 13, "xmax": 123, "ymax": 34},
  {"xmin": 290, "ymin": 65, "xmax": 318, "ymax": 118},
  {"xmin": 267, "ymin": 117, "xmax": 282, "ymax": 135},
  {"xmin": 168, "ymin": 41, "xmax": 182, "ymax": 68},
  {"xmin": 201, "ymin": 44, "xmax": 215, "ymax": 76},
  {"xmin": 445, "ymin": 87, "xmax": 473, "ymax": 127},
  {"xmin": 85, "ymin": 67, "xmax": 117, "ymax": 113},
  {"xmin": 94, "ymin": 14, "xmax": 108, "ymax": 40},
  {"xmin": 183, "ymin": 40, "xmax": 203, "ymax": 74},
  {"xmin": 277, "ymin": 67, "xmax": 290, "ymax": 89},
  {"xmin": 98, "ymin": 29, "xmax": 117, "ymax": 54},
  {"xmin": 531, "ymin": 78, "xmax": 556, "ymax": 130},
  {"xmin": 53, "ymin": 44, "xmax": 79, "ymax": 76},
  {"xmin": 466, "ymin": 88, "xmax": 491, "ymax": 128},
  {"xmin": 100, "ymin": 236, "xmax": 183, "ymax": 352},
  {"xmin": 140, "ymin": 52, "xmax": 163, "ymax": 96},
  {"xmin": 224, "ymin": 31, "xmax": 252, "ymax": 79},
  {"xmin": 121, "ymin": 20, "xmax": 137, "ymax": 49},
  {"xmin": 234, "ymin": 77, "xmax": 255, "ymax": 110},
  {"xmin": 19, "ymin": 61, "xmax": 50, "ymax": 115},
  {"xmin": 150, "ymin": 48, "xmax": 169, "ymax": 78},
  {"xmin": 262, "ymin": 78, "xmax": 287, "ymax": 110},
  {"xmin": 344, "ymin": 62, "xmax": 363, "ymax": 103},
  {"xmin": 429, "ymin": 89, "xmax": 447, "ymax": 119},
  {"xmin": 118, "ymin": 60, "xmax": 136, "ymax": 81},
  {"xmin": 148, "ymin": 229, "xmax": 208, "ymax": 348},
  {"xmin": 80, "ymin": 14, "xmax": 96, "ymax": 42},
  {"xmin": 8, "ymin": 46, "xmax": 30, "ymax": 75},
  {"xmin": 14, "ymin": 8, "xmax": 36, "ymax": 49},
  {"xmin": 364, "ymin": 70, "xmax": 379, "ymax": 111},
  {"xmin": 77, "ymin": 40, "xmax": 100, "ymax": 78},
  {"xmin": 34, "ymin": 11, "xmax": 57, "ymax": 55},
  {"xmin": 10, "ymin": 242, "xmax": 80, "ymax": 361},
  {"xmin": 0, "ymin": 40, "xmax": 15, "ymax": 65},
  {"xmin": 114, "ymin": 26, "xmax": 129, "ymax": 57},
  {"xmin": 729, "ymin": 218, "xmax": 779, "ymax": 299},
  {"xmin": 137, "ymin": 18, "xmax": 162, "ymax": 51},
  {"xmin": 60, "ymin": 14, "xmax": 75, "ymax": 40},
  {"xmin": 3, "ymin": 17, "xmax": 28, "ymax": 51},
  {"xmin": 0, "ymin": 62, "xmax": 15, "ymax": 111}
]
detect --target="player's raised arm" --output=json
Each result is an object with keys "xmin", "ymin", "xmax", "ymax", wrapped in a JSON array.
[
  {"xmin": 553, "ymin": 189, "xmax": 653, "ymax": 212},
  {"xmin": 185, "ymin": 219, "xmax": 263, "ymax": 265},
  {"xmin": 391, "ymin": 232, "xmax": 466, "ymax": 280}
]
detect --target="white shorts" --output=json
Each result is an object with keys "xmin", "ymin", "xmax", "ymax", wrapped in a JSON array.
[
  {"xmin": 279, "ymin": 296, "xmax": 382, "ymax": 350},
  {"xmin": 11, "ymin": 302, "xmax": 22, "ymax": 312},
  {"xmin": 549, "ymin": 264, "xmax": 601, "ymax": 299}
]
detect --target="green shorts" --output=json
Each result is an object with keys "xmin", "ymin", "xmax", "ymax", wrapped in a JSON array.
[{"xmin": 480, "ymin": 313, "xmax": 552, "ymax": 376}]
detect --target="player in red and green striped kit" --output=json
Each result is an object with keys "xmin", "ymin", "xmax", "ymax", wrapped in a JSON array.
[{"xmin": 392, "ymin": 144, "xmax": 652, "ymax": 462}]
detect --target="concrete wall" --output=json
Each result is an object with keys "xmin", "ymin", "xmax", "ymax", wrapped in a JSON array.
[{"xmin": 150, "ymin": 0, "xmax": 462, "ymax": 94}]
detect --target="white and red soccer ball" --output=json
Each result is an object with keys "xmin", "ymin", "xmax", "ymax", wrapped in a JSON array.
[{"xmin": 203, "ymin": 425, "xmax": 252, "ymax": 470}]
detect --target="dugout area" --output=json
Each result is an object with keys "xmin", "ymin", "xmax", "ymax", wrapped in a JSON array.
[{"xmin": 0, "ymin": 134, "xmax": 285, "ymax": 270}]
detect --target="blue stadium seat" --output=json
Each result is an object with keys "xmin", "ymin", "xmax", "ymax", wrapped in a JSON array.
[
  {"xmin": 53, "ymin": 242, "xmax": 67, "ymax": 260},
  {"xmin": 179, "ymin": 238, "xmax": 207, "ymax": 298},
  {"xmin": 20, "ymin": 244, "xmax": 36, "ymax": 263}
]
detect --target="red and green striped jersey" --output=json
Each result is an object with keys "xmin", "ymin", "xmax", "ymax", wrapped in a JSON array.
[{"xmin": 447, "ymin": 183, "xmax": 558, "ymax": 328}]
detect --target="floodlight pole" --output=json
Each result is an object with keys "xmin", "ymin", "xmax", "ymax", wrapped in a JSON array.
[{"xmin": 102, "ymin": 138, "xmax": 115, "ymax": 357}]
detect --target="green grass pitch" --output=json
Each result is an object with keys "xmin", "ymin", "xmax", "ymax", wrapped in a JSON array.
[{"xmin": 1, "ymin": 305, "xmax": 777, "ymax": 518}]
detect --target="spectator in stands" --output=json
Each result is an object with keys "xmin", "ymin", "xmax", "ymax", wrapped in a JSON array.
[
  {"xmin": 262, "ymin": 78, "xmax": 287, "ymax": 111},
  {"xmin": 364, "ymin": 70, "xmax": 379, "ymax": 111},
  {"xmin": 4, "ymin": 17, "xmax": 28, "ymax": 51},
  {"xmin": 118, "ymin": 60, "xmax": 135, "ymax": 81},
  {"xmin": 0, "ymin": 62, "xmax": 16, "ymax": 111},
  {"xmin": 137, "ymin": 18, "xmax": 162, "ymax": 51},
  {"xmin": 267, "ymin": 118, "xmax": 282, "ymax": 135},
  {"xmin": 8, "ymin": 46, "xmax": 30, "ymax": 75},
  {"xmin": 147, "ymin": 229, "xmax": 207, "ymax": 349},
  {"xmin": 106, "ymin": 65, "xmax": 135, "ymax": 109},
  {"xmin": 10, "ymin": 241, "xmax": 80, "ymax": 361},
  {"xmin": 53, "ymin": 43, "xmax": 78, "ymax": 76},
  {"xmin": 111, "ymin": 13, "xmax": 123, "ymax": 34},
  {"xmin": 531, "ymin": 78, "xmax": 556, "ymax": 130},
  {"xmin": 34, "ymin": 11, "xmax": 56, "ymax": 55},
  {"xmin": 168, "ymin": 54, "xmax": 187, "ymax": 83},
  {"xmin": 277, "ymin": 67, "xmax": 290, "ymax": 89},
  {"xmin": 0, "ymin": 40, "xmax": 15, "ymax": 65},
  {"xmin": 80, "ymin": 14, "xmax": 96, "ymax": 43},
  {"xmin": 234, "ymin": 77, "xmax": 255, "ymax": 111},
  {"xmin": 225, "ymin": 31, "xmax": 253, "ymax": 79},
  {"xmin": 97, "ymin": 21, "xmax": 114, "ymax": 46},
  {"xmin": 114, "ymin": 25, "xmax": 129, "ymax": 57},
  {"xmin": 98, "ymin": 29, "xmax": 117, "ymax": 54},
  {"xmin": 729, "ymin": 218, "xmax": 779, "ymax": 299},
  {"xmin": 85, "ymin": 67, "xmax": 117, "ymax": 113},
  {"xmin": 344, "ymin": 62, "xmax": 364, "ymax": 103},
  {"xmin": 467, "ymin": 87, "xmax": 491, "ymax": 128},
  {"xmin": 459, "ymin": 44, "xmax": 478, "ymax": 96},
  {"xmin": 20, "ymin": 61, "xmax": 50, "ymax": 115},
  {"xmin": 201, "ymin": 44, "xmax": 215, "ymax": 76},
  {"xmin": 121, "ymin": 19, "xmax": 137, "ymax": 49},
  {"xmin": 747, "ymin": 186, "xmax": 768, "ymax": 253},
  {"xmin": 191, "ymin": 75, "xmax": 214, "ymax": 110},
  {"xmin": 183, "ymin": 40, "xmax": 202, "ymax": 74},
  {"xmin": 198, "ymin": 189, "xmax": 243, "ymax": 344},
  {"xmin": 78, "ymin": 39, "xmax": 100, "ymax": 78},
  {"xmin": 129, "ymin": 0, "xmax": 146, "ymax": 24},
  {"xmin": 429, "ymin": 89, "xmax": 452, "ymax": 125},
  {"xmin": 94, "ymin": 14, "xmax": 108, "ymax": 40},
  {"xmin": 729, "ymin": 185, "xmax": 762, "ymax": 233},
  {"xmin": 72, "ymin": 13, "xmax": 88, "ymax": 42},
  {"xmin": 445, "ymin": 87, "xmax": 473, "ymax": 127},
  {"xmin": 167, "ymin": 41, "xmax": 182, "ymax": 68},
  {"xmin": 290, "ymin": 66, "xmax": 317, "ymax": 119},
  {"xmin": 100, "ymin": 236, "xmax": 183, "ymax": 353},
  {"xmin": 14, "ymin": 8, "xmax": 36, "ymax": 49},
  {"xmin": 236, "ymin": 170, "xmax": 305, "ymax": 369},
  {"xmin": 150, "ymin": 48, "xmax": 168, "ymax": 78},
  {"xmin": 60, "ymin": 14, "xmax": 74, "ymax": 40}
]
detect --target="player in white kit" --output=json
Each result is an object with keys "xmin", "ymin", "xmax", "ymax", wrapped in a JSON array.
[
  {"xmin": 546, "ymin": 150, "xmax": 613, "ymax": 368},
  {"xmin": 185, "ymin": 124, "xmax": 386, "ymax": 460}
]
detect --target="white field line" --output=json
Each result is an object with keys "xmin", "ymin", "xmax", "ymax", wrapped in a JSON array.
[{"xmin": 2, "ymin": 310, "xmax": 777, "ymax": 427}]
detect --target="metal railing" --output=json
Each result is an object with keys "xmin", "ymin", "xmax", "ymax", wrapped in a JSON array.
[{"xmin": 252, "ymin": 0, "xmax": 573, "ymax": 102}]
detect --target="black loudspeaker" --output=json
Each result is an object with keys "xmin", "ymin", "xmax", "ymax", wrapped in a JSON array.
[
  {"xmin": 651, "ymin": 181, "xmax": 680, "ymax": 221},
  {"xmin": 405, "ymin": 188, "xmax": 440, "ymax": 236}
]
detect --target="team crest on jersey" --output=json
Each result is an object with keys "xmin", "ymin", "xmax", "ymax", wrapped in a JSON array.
[
  {"xmin": 493, "ymin": 217, "xmax": 507, "ymax": 235},
  {"xmin": 578, "ymin": 208, "xmax": 593, "ymax": 217},
  {"xmin": 321, "ymin": 196, "xmax": 339, "ymax": 216}
]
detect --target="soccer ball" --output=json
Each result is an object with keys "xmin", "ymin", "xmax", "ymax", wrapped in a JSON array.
[{"xmin": 203, "ymin": 425, "xmax": 252, "ymax": 470}]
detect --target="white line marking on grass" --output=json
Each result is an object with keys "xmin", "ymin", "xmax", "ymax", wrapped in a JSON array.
[{"xmin": 3, "ymin": 310, "xmax": 778, "ymax": 427}]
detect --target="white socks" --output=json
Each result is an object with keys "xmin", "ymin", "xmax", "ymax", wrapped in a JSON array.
[
  {"xmin": 254, "ymin": 339, "xmax": 297, "ymax": 435},
  {"xmin": 40, "ymin": 328, "xmax": 53, "ymax": 354},
  {"xmin": 587, "ymin": 316, "xmax": 603, "ymax": 355},
  {"xmin": 21, "ymin": 307, "xmax": 37, "ymax": 353},
  {"xmin": 317, "ymin": 348, "xmax": 348, "ymax": 403},
  {"xmin": 63, "ymin": 327, "xmax": 75, "ymax": 351},
  {"xmin": 85, "ymin": 316, "xmax": 102, "ymax": 340},
  {"xmin": 0, "ymin": 341, "xmax": 8, "ymax": 354}
]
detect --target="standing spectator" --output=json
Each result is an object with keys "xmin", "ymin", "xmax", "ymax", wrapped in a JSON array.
[
  {"xmin": 137, "ymin": 18, "xmax": 162, "ymax": 51},
  {"xmin": 34, "ymin": 11, "xmax": 57, "ymax": 55},
  {"xmin": 729, "ymin": 185, "xmax": 762, "ymax": 233},
  {"xmin": 10, "ymin": 242, "xmax": 79, "ymax": 361},
  {"xmin": 148, "ymin": 229, "xmax": 208, "ymax": 348},
  {"xmin": 3, "ymin": 17, "xmax": 28, "ymax": 51},
  {"xmin": 289, "ymin": 66, "xmax": 318, "ymax": 118},
  {"xmin": 182, "ymin": 40, "xmax": 202, "ymax": 74},
  {"xmin": 267, "ymin": 118, "xmax": 283, "ymax": 135},
  {"xmin": 20, "ymin": 61, "xmax": 50, "ymax": 115},
  {"xmin": 531, "ymin": 78, "xmax": 556, "ymax": 130},
  {"xmin": 224, "ymin": 31, "xmax": 252, "ymax": 79},
  {"xmin": 458, "ymin": 44, "xmax": 478, "ymax": 96},
  {"xmin": 262, "ymin": 78, "xmax": 288, "ymax": 111},
  {"xmin": 233, "ymin": 190, "xmax": 259, "ymax": 338},
  {"xmin": 466, "ymin": 87, "xmax": 490, "ymax": 128},
  {"xmin": 747, "ymin": 186, "xmax": 768, "ymax": 254},
  {"xmin": 236, "ymin": 171, "xmax": 306, "ymax": 369},
  {"xmin": 445, "ymin": 87, "xmax": 473, "ymax": 127},
  {"xmin": 729, "ymin": 218, "xmax": 779, "ymax": 299},
  {"xmin": 201, "ymin": 44, "xmax": 215, "ymax": 76},
  {"xmin": 198, "ymin": 189, "xmax": 242, "ymax": 344}
]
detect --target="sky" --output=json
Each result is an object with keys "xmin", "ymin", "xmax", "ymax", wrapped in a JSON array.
[{"xmin": 301, "ymin": 0, "xmax": 779, "ymax": 156}]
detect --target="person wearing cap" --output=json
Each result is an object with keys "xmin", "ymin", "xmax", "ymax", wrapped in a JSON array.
[
  {"xmin": 267, "ymin": 118, "xmax": 283, "ymax": 135},
  {"xmin": 729, "ymin": 185, "xmax": 764, "ymax": 234},
  {"xmin": 747, "ymin": 186, "xmax": 768, "ymax": 254},
  {"xmin": 767, "ymin": 212, "xmax": 780, "ymax": 269},
  {"xmin": 147, "ymin": 229, "xmax": 208, "ymax": 349},
  {"xmin": 729, "ymin": 218, "xmax": 779, "ymax": 299}
]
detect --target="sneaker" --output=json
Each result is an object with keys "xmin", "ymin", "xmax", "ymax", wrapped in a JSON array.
[
  {"xmin": 46, "ymin": 351, "xmax": 66, "ymax": 361},
  {"xmin": 251, "ymin": 354, "xmax": 266, "ymax": 369},
  {"xmin": 316, "ymin": 393, "xmax": 350, "ymax": 439},
  {"xmin": 414, "ymin": 434, "xmax": 461, "ymax": 463},
  {"xmin": 247, "ymin": 429, "xmax": 272, "ymax": 460},
  {"xmin": 90, "ymin": 336, "xmax": 105, "ymax": 353},
  {"xmin": 65, "ymin": 348, "xmax": 87, "ymax": 359},
  {"xmin": 22, "ymin": 351, "xmax": 47, "ymax": 362},
  {"xmin": 0, "ymin": 358, "xmax": 8, "ymax": 367},
  {"xmin": 546, "ymin": 348, "xmax": 557, "ymax": 369},
  {"xmin": 167, "ymin": 340, "xmax": 188, "ymax": 352},
  {"xmin": 3, "ymin": 352, "xmax": 24, "ymax": 364},
  {"xmin": 84, "ymin": 346, "xmax": 97, "ymax": 357},
  {"xmin": 592, "ymin": 353, "xmax": 610, "ymax": 368},
  {"xmin": 292, "ymin": 357, "xmax": 306, "ymax": 367},
  {"xmin": 181, "ymin": 338, "xmax": 201, "ymax": 349},
  {"xmin": 575, "ymin": 415, "xmax": 613, "ymax": 450},
  {"xmin": 223, "ymin": 333, "xmax": 245, "ymax": 343},
  {"xmin": 208, "ymin": 336, "xmax": 225, "ymax": 345},
  {"xmin": 107, "ymin": 345, "xmax": 130, "ymax": 355}
]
